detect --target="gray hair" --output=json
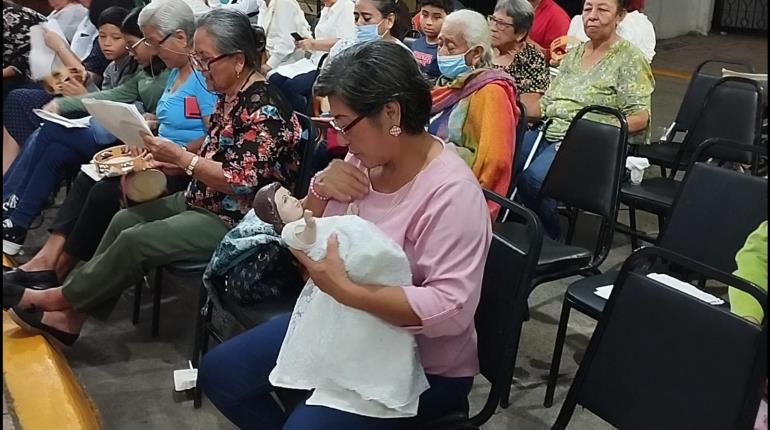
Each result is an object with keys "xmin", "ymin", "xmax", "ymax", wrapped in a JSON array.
[
  {"xmin": 494, "ymin": 0, "xmax": 534, "ymax": 34},
  {"xmin": 137, "ymin": 0, "xmax": 196, "ymax": 44},
  {"xmin": 196, "ymin": 8, "xmax": 266, "ymax": 68},
  {"xmin": 443, "ymin": 9, "xmax": 493, "ymax": 68}
]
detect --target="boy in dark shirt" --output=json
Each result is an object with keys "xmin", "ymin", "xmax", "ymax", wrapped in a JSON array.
[{"xmin": 411, "ymin": 0, "xmax": 454, "ymax": 81}]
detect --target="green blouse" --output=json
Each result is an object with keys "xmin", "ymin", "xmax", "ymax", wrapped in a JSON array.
[
  {"xmin": 540, "ymin": 39, "xmax": 654, "ymax": 144},
  {"xmin": 729, "ymin": 220, "xmax": 767, "ymax": 322}
]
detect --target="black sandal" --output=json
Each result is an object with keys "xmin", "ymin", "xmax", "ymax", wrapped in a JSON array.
[
  {"xmin": 8, "ymin": 307, "xmax": 79, "ymax": 348},
  {"xmin": 2, "ymin": 282, "xmax": 25, "ymax": 310}
]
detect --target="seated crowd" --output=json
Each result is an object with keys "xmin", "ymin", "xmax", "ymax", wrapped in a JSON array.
[{"xmin": 1, "ymin": 0, "xmax": 766, "ymax": 428}]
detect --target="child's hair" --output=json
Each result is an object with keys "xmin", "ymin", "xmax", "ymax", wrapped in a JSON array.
[
  {"xmin": 418, "ymin": 0, "xmax": 454, "ymax": 13},
  {"xmin": 97, "ymin": 6, "xmax": 129, "ymax": 28}
]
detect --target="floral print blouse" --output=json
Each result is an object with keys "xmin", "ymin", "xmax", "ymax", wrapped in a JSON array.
[
  {"xmin": 185, "ymin": 80, "xmax": 302, "ymax": 227},
  {"xmin": 3, "ymin": 3, "xmax": 46, "ymax": 78},
  {"xmin": 541, "ymin": 39, "xmax": 654, "ymax": 144},
  {"xmin": 492, "ymin": 42, "xmax": 550, "ymax": 95}
]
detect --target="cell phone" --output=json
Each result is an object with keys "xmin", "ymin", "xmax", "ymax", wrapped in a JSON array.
[
  {"xmin": 291, "ymin": 32, "xmax": 304, "ymax": 42},
  {"xmin": 184, "ymin": 96, "xmax": 202, "ymax": 119}
]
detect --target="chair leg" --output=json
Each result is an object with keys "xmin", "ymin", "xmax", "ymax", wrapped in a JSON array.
[
  {"xmin": 544, "ymin": 300, "xmax": 572, "ymax": 408},
  {"xmin": 151, "ymin": 268, "xmax": 163, "ymax": 337},
  {"xmin": 132, "ymin": 278, "xmax": 144, "ymax": 325},
  {"xmin": 628, "ymin": 205, "xmax": 639, "ymax": 250},
  {"xmin": 193, "ymin": 281, "xmax": 212, "ymax": 409},
  {"xmin": 656, "ymin": 214, "xmax": 665, "ymax": 244}
]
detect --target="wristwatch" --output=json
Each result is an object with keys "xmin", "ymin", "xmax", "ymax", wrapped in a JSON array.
[{"xmin": 185, "ymin": 155, "xmax": 200, "ymax": 176}]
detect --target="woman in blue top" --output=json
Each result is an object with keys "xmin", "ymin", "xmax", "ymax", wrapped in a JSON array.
[{"xmin": 2, "ymin": 5, "xmax": 217, "ymax": 256}]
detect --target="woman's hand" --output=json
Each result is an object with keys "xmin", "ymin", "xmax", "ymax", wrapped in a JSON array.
[
  {"xmin": 290, "ymin": 234, "xmax": 351, "ymax": 299},
  {"xmin": 143, "ymin": 113, "xmax": 159, "ymax": 132},
  {"xmin": 43, "ymin": 27, "xmax": 68, "ymax": 52},
  {"xmin": 141, "ymin": 133, "xmax": 185, "ymax": 165},
  {"xmin": 314, "ymin": 159, "xmax": 370, "ymax": 202},
  {"xmin": 57, "ymin": 78, "xmax": 87, "ymax": 96},
  {"xmin": 296, "ymin": 38, "xmax": 315, "ymax": 51},
  {"xmin": 42, "ymin": 100, "xmax": 60, "ymax": 114}
]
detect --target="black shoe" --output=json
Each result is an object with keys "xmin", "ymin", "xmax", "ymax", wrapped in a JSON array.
[
  {"xmin": 3, "ymin": 268, "xmax": 58, "ymax": 289},
  {"xmin": 2, "ymin": 282, "xmax": 25, "ymax": 310},
  {"xmin": 8, "ymin": 307, "xmax": 79, "ymax": 348},
  {"xmin": 2, "ymin": 219, "xmax": 27, "ymax": 256},
  {"xmin": 2, "ymin": 195, "xmax": 18, "ymax": 219}
]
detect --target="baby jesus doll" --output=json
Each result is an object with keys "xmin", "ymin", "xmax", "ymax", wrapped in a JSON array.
[{"xmin": 252, "ymin": 182, "xmax": 429, "ymax": 418}]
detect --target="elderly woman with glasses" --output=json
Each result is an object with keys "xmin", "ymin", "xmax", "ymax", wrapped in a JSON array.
[
  {"xmin": 489, "ymin": 0, "xmax": 549, "ymax": 115},
  {"xmin": 199, "ymin": 40, "xmax": 490, "ymax": 430},
  {"xmin": 5, "ymin": 6, "xmax": 302, "ymax": 349},
  {"xmin": 428, "ymin": 9, "xmax": 520, "ymax": 216}
]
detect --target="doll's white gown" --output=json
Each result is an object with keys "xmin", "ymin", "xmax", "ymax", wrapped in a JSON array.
[{"xmin": 269, "ymin": 215, "xmax": 429, "ymax": 418}]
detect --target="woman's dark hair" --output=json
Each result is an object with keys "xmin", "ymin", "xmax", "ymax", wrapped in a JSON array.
[
  {"xmin": 97, "ymin": 5, "xmax": 128, "ymax": 28},
  {"xmin": 88, "ymin": 0, "xmax": 135, "ymax": 27},
  {"xmin": 367, "ymin": 0, "xmax": 411, "ymax": 41},
  {"xmin": 196, "ymin": 8, "xmax": 267, "ymax": 69},
  {"xmin": 120, "ymin": 5, "xmax": 142, "ymax": 37},
  {"xmin": 314, "ymin": 40, "xmax": 431, "ymax": 134}
]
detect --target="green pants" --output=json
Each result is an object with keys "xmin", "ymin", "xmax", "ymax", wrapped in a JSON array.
[{"xmin": 62, "ymin": 192, "xmax": 230, "ymax": 317}]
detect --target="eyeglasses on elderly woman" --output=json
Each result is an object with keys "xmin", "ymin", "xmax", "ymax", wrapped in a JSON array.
[
  {"xmin": 189, "ymin": 51, "xmax": 243, "ymax": 72},
  {"xmin": 487, "ymin": 14, "xmax": 515, "ymax": 30}
]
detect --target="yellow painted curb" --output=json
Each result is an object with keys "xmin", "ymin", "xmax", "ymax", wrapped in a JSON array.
[
  {"xmin": 3, "ymin": 311, "xmax": 101, "ymax": 430},
  {"xmin": 652, "ymin": 67, "xmax": 692, "ymax": 81}
]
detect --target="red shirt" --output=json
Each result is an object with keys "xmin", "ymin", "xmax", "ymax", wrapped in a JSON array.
[
  {"xmin": 626, "ymin": 0, "xmax": 644, "ymax": 11},
  {"xmin": 530, "ymin": 0, "xmax": 570, "ymax": 63}
]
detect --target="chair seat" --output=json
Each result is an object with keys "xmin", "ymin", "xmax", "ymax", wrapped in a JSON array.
[
  {"xmin": 635, "ymin": 143, "xmax": 687, "ymax": 168},
  {"xmin": 620, "ymin": 177, "xmax": 680, "ymax": 215},
  {"xmin": 564, "ymin": 270, "xmax": 618, "ymax": 319},
  {"xmin": 163, "ymin": 260, "xmax": 209, "ymax": 275},
  {"xmin": 493, "ymin": 223, "xmax": 592, "ymax": 277}
]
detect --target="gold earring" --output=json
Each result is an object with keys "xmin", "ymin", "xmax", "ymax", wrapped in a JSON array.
[
  {"xmin": 389, "ymin": 125, "xmax": 402, "ymax": 137},
  {"xmin": 236, "ymin": 70, "xmax": 241, "ymax": 79}
]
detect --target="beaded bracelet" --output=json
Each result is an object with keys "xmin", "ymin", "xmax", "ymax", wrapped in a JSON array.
[{"xmin": 309, "ymin": 172, "xmax": 329, "ymax": 201}]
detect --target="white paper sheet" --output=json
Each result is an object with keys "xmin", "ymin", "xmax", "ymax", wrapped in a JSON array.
[
  {"xmin": 81, "ymin": 99, "xmax": 151, "ymax": 148},
  {"xmin": 33, "ymin": 109, "xmax": 91, "ymax": 128},
  {"xmin": 28, "ymin": 21, "xmax": 67, "ymax": 80},
  {"xmin": 80, "ymin": 163, "xmax": 103, "ymax": 181},
  {"xmin": 593, "ymin": 274, "xmax": 725, "ymax": 305}
]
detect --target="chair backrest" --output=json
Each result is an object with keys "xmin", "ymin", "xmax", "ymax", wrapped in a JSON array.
[
  {"xmin": 472, "ymin": 189, "xmax": 542, "ymax": 426},
  {"xmin": 508, "ymin": 100, "xmax": 528, "ymax": 196},
  {"xmin": 660, "ymin": 147, "xmax": 768, "ymax": 274},
  {"xmin": 681, "ymin": 77, "xmax": 764, "ymax": 166},
  {"xmin": 540, "ymin": 105, "xmax": 627, "ymax": 263},
  {"xmin": 670, "ymin": 60, "xmax": 754, "ymax": 137},
  {"xmin": 553, "ymin": 247, "xmax": 767, "ymax": 430},
  {"xmin": 293, "ymin": 112, "xmax": 319, "ymax": 198}
]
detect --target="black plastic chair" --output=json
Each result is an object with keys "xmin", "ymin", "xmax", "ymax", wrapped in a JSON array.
[
  {"xmin": 620, "ymin": 85, "xmax": 765, "ymax": 250},
  {"xmin": 551, "ymin": 247, "xmax": 767, "ymax": 430},
  {"xmin": 498, "ymin": 105, "xmax": 629, "ymax": 407},
  {"xmin": 410, "ymin": 190, "xmax": 543, "ymax": 429},
  {"xmin": 636, "ymin": 59, "xmax": 755, "ymax": 176},
  {"xmin": 498, "ymin": 100, "xmax": 528, "ymax": 222},
  {"xmin": 132, "ymin": 112, "xmax": 318, "ymax": 337},
  {"xmin": 544, "ymin": 158, "xmax": 768, "ymax": 407}
]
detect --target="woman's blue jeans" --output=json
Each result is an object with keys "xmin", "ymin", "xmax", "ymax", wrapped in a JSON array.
[
  {"xmin": 3, "ymin": 119, "xmax": 115, "ymax": 228},
  {"xmin": 515, "ymin": 129, "xmax": 561, "ymax": 240},
  {"xmin": 199, "ymin": 314, "xmax": 474, "ymax": 430}
]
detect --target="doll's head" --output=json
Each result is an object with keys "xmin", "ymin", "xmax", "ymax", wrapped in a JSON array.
[{"xmin": 253, "ymin": 182, "xmax": 304, "ymax": 233}]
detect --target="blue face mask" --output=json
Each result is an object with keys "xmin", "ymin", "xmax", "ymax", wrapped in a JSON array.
[
  {"xmin": 437, "ymin": 48, "xmax": 473, "ymax": 80},
  {"xmin": 356, "ymin": 21, "xmax": 383, "ymax": 43}
]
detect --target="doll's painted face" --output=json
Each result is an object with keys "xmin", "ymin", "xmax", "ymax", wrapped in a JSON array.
[{"xmin": 275, "ymin": 186, "xmax": 304, "ymax": 222}]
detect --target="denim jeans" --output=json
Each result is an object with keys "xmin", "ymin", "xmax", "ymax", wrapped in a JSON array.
[
  {"xmin": 199, "ymin": 314, "xmax": 474, "ymax": 430},
  {"xmin": 515, "ymin": 129, "xmax": 561, "ymax": 240},
  {"xmin": 3, "ymin": 119, "xmax": 116, "ymax": 228}
]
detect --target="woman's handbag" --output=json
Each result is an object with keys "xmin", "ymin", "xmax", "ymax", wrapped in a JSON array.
[{"xmin": 217, "ymin": 241, "xmax": 303, "ymax": 306}]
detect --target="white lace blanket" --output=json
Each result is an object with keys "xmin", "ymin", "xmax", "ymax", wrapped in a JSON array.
[{"xmin": 269, "ymin": 215, "xmax": 430, "ymax": 418}]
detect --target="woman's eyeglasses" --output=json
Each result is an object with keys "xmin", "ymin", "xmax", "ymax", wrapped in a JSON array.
[
  {"xmin": 142, "ymin": 32, "xmax": 174, "ymax": 49},
  {"xmin": 487, "ymin": 15, "xmax": 515, "ymax": 30},
  {"xmin": 189, "ymin": 52, "xmax": 241, "ymax": 72},
  {"xmin": 330, "ymin": 114, "xmax": 365, "ymax": 135},
  {"xmin": 126, "ymin": 37, "xmax": 145, "ymax": 54}
]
